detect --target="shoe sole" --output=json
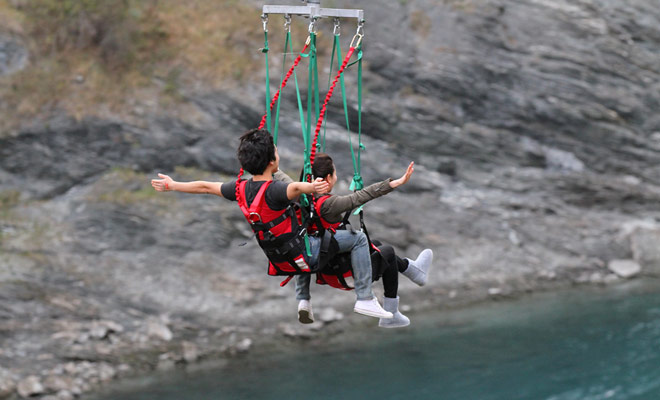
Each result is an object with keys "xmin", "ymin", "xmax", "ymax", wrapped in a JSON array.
[
  {"xmin": 298, "ymin": 309, "xmax": 314, "ymax": 324},
  {"xmin": 353, "ymin": 308, "xmax": 393, "ymax": 319},
  {"xmin": 378, "ymin": 321, "xmax": 411, "ymax": 328}
]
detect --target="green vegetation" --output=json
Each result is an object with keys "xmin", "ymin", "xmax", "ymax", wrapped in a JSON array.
[
  {"xmin": 0, "ymin": 0, "xmax": 262, "ymax": 129},
  {"xmin": 0, "ymin": 190, "xmax": 20, "ymax": 210},
  {"xmin": 22, "ymin": 0, "xmax": 166, "ymax": 72}
]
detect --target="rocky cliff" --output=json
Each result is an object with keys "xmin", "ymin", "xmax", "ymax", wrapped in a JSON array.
[{"xmin": 1, "ymin": 0, "xmax": 660, "ymax": 398}]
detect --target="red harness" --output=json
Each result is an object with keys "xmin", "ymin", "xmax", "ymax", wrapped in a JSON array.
[{"xmin": 237, "ymin": 180, "xmax": 313, "ymax": 276}]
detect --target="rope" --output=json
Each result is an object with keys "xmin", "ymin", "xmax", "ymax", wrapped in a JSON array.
[{"xmin": 257, "ymin": 42, "xmax": 310, "ymax": 131}]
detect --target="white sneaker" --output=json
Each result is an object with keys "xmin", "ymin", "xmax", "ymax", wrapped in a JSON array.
[
  {"xmin": 298, "ymin": 300, "xmax": 314, "ymax": 324},
  {"xmin": 354, "ymin": 298, "xmax": 393, "ymax": 319}
]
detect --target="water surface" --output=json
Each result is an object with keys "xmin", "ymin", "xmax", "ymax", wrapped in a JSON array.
[{"xmin": 89, "ymin": 281, "xmax": 660, "ymax": 400}]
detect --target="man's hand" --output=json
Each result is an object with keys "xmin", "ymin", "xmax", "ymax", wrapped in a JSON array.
[
  {"xmin": 389, "ymin": 162, "xmax": 414, "ymax": 189},
  {"xmin": 151, "ymin": 173, "xmax": 174, "ymax": 192},
  {"xmin": 312, "ymin": 177, "xmax": 330, "ymax": 194}
]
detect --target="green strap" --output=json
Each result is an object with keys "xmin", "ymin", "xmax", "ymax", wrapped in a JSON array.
[
  {"xmin": 263, "ymin": 31, "xmax": 271, "ymax": 133},
  {"xmin": 294, "ymin": 39, "xmax": 313, "ymax": 255},
  {"xmin": 302, "ymin": 33, "xmax": 317, "ymax": 186},
  {"xmin": 295, "ymin": 42, "xmax": 312, "ymax": 171},
  {"xmin": 348, "ymin": 46, "xmax": 364, "ymax": 192},
  {"xmin": 312, "ymin": 38, "xmax": 321, "ymax": 153},
  {"xmin": 357, "ymin": 45, "xmax": 364, "ymax": 182},
  {"xmin": 321, "ymin": 34, "xmax": 340, "ymax": 153},
  {"xmin": 272, "ymin": 31, "xmax": 292, "ymax": 145},
  {"xmin": 350, "ymin": 46, "xmax": 365, "ymax": 215}
]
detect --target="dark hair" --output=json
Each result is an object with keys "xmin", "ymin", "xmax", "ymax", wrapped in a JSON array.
[
  {"xmin": 237, "ymin": 128, "xmax": 276, "ymax": 175},
  {"xmin": 312, "ymin": 153, "xmax": 335, "ymax": 179}
]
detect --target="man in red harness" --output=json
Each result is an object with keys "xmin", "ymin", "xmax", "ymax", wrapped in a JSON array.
[{"xmin": 151, "ymin": 128, "xmax": 393, "ymax": 320}]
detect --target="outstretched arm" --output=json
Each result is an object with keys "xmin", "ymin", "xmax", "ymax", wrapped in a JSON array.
[
  {"xmin": 320, "ymin": 162, "xmax": 415, "ymax": 222},
  {"xmin": 389, "ymin": 162, "xmax": 414, "ymax": 189},
  {"xmin": 286, "ymin": 178, "xmax": 329, "ymax": 200},
  {"xmin": 151, "ymin": 173, "xmax": 223, "ymax": 197}
]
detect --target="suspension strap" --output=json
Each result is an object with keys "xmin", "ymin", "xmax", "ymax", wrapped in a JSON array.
[
  {"xmin": 309, "ymin": 27, "xmax": 363, "ymax": 166},
  {"xmin": 262, "ymin": 15, "xmax": 271, "ymax": 133},
  {"xmin": 240, "ymin": 31, "xmax": 311, "ymax": 207},
  {"xmin": 349, "ymin": 45, "xmax": 364, "ymax": 193},
  {"xmin": 257, "ymin": 40, "xmax": 310, "ymax": 131},
  {"xmin": 272, "ymin": 15, "xmax": 292, "ymax": 144},
  {"xmin": 321, "ymin": 18, "xmax": 342, "ymax": 153}
]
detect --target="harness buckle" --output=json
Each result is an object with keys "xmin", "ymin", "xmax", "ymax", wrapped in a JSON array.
[{"xmin": 248, "ymin": 212, "xmax": 262, "ymax": 224}]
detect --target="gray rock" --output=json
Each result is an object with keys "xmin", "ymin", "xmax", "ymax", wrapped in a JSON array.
[
  {"xmin": 0, "ymin": 368, "xmax": 16, "ymax": 398},
  {"xmin": 630, "ymin": 229, "xmax": 660, "ymax": 275},
  {"xmin": 17, "ymin": 375, "xmax": 44, "ymax": 398},
  {"xmin": 0, "ymin": 34, "xmax": 28, "ymax": 76},
  {"xmin": 608, "ymin": 259, "xmax": 642, "ymax": 279},
  {"xmin": 318, "ymin": 308, "xmax": 344, "ymax": 324},
  {"xmin": 55, "ymin": 391, "xmax": 74, "ymax": 400},
  {"xmin": 589, "ymin": 272, "xmax": 604, "ymax": 284},
  {"xmin": 146, "ymin": 320, "xmax": 173, "ymax": 342},
  {"xmin": 234, "ymin": 338, "xmax": 252, "ymax": 353},
  {"xmin": 157, "ymin": 354, "xmax": 176, "ymax": 371},
  {"xmin": 181, "ymin": 341, "xmax": 199, "ymax": 363},
  {"xmin": 97, "ymin": 363, "xmax": 116, "ymax": 382},
  {"xmin": 43, "ymin": 374, "xmax": 73, "ymax": 393},
  {"xmin": 89, "ymin": 320, "xmax": 124, "ymax": 340}
]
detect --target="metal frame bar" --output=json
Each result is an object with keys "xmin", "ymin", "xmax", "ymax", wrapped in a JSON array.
[{"xmin": 262, "ymin": 5, "xmax": 364, "ymax": 21}]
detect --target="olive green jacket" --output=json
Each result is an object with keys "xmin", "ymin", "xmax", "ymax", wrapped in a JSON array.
[{"xmin": 274, "ymin": 170, "xmax": 394, "ymax": 224}]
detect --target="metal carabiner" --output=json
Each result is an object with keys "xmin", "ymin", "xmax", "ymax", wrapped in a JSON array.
[
  {"xmin": 261, "ymin": 14, "xmax": 269, "ymax": 32},
  {"xmin": 356, "ymin": 20, "xmax": 365, "ymax": 36},
  {"xmin": 350, "ymin": 20, "xmax": 364, "ymax": 48},
  {"xmin": 333, "ymin": 17, "xmax": 341, "ymax": 36},
  {"xmin": 284, "ymin": 14, "xmax": 291, "ymax": 32},
  {"xmin": 350, "ymin": 33, "xmax": 363, "ymax": 48},
  {"xmin": 308, "ymin": 17, "xmax": 318, "ymax": 34}
]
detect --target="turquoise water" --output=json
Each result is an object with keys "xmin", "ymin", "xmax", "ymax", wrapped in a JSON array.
[{"xmin": 89, "ymin": 281, "xmax": 660, "ymax": 400}]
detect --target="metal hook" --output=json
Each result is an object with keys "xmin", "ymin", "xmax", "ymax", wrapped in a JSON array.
[
  {"xmin": 284, "ymin": 14, "xmax": 291, "ymax": 32},
  {"xmin": 262, "ymin": 14, "xmax": 269, "ymax": 32},
  {"xmin": 308, "ymin": 17, "xmax": 318, "ymax": 34},
  {"xmin": 333, "ymin": 17, "xmax": 341, "ymax": 36},
  {"xmin": 356, "ymin": 20, "xmax": 364, "ymax": 36}
]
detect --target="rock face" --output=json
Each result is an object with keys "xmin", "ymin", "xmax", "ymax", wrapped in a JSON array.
[
  {"xmin": 608, "ymin": 260, "xmax": 642, "ymax": 279},
  {"xmin": 17, "ymin": 376, "xmax": 44, "ymax": 398},
  {"xmin": 0, "ymin": 34, "xmax": 28, "ymax": 76},
  {"xmin": 1, "ymin": 0, "xmax": 660, "ymax": 398}
]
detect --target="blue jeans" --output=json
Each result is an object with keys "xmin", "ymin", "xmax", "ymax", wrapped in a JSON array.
[{"xmin": 295, "ymin": 230, "xmax": 375, "ymax": 301}]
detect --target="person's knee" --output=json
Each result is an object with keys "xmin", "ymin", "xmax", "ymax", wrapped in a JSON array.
[{"xmin": 355, "ymin": 231, "xmax": 367, "ymax": 245}]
